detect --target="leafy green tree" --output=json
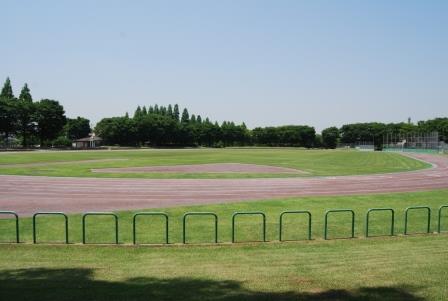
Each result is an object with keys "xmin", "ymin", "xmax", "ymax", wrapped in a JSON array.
[
  {"xmin": 167, "ymin": 104, "xmax": 173, "ymax": 118},
  {"xmin": 95, "ymin": 117, "xmax": 137, "ymax": 146},
  {"xmin": 181, "ymin": 108, "xmax": 189, "ymax": 123},
  {"xmin": 322, "ymin": 127, "xmax": 340, "ymax": 149},
  {"xmin": 0, "ymin": 97, "xmax": 17, "ymax": 141},
  {"xmin": 134, "ymin": 106, "xmax": 142, "ymax": 119},
  {"xmin": 34, "ymin": 99, "xmax": 66, "ymax": 146},
  {"xmin": 16, "ymin": 84, "xmax": 36, "ymax": 146},
  {"xmin": 173, "ymin": 104, "xmax": 180, "ymax": 121},
  {"xmin": 0, "ymin": 78, "xmax": 18, "ymax": 141},
  {"xmin": 418, "ymin": 118, "xmax": 448, "ymax": 142},
  {"xmin": 65, "ymin": 117, "xmax": 91, "ymax": 140},
  {"xmin": 160, "ymin": 106, "xmax": 167, "ymax": 116},
  {"xmin": 0, "ymin": 77, "xmax": 14, "ymax": 99}
]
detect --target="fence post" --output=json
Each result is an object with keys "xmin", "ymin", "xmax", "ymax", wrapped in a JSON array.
[
  {"xmin": 279, "ymin": 211, "xmax": 312, "ymax": 241},
  {"xmin": 182, "ymin": 212, "xmax": 218, "ymax": 244},
  {"xmin": 82, "ymin": 212, "xmax": 119, "ymax": 244},
  {"xmin": 324, "ymin": 209, "xmax": 355, "ymax": 240},
  {"xmin": 232, "ymin": 212, "xmax": 266, "ymax": 243},
  {"xmin": 365, "ymin": 208, "xmax": 395, "ymax": 237},
  {"xmin": 0, "ymin": 211, "xmax": 19, "ymax": 243},
  {"xmin": 32, "ymin": 212, "xmax": 69, "ymax": 244},
  {"xmin": 132, "ymin": 212, "xmax": 169, "ymax": 244},
  {"xmin": 437, "ymin": 205, "xmax": 448, "ymax": 233},
  {"xmin": 404, "ymin": 206, "xmax": 431, "ymax": 235}
]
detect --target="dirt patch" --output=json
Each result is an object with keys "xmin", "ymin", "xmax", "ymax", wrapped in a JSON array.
[{"xmin": 91, "ymin": 163, "xmax": 307, "ymax": 174}]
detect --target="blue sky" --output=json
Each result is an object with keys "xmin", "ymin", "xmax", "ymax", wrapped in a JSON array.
[{"xmin": 3, "ymin": 0, "xmax": 447, "ymax": 131}]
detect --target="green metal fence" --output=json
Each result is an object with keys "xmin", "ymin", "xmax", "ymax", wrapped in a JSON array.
[
  {"xmin": 324, "ymin": 209, "xmax": 355, "ymax": 240},
  {"xmin": 0, "ymin": 211, "xmax": 19, "ymax": 243},
  {"xmin": 279, "ymin": 211, "xmax": 312, "ymax": 241},
  {"xmin": 404, "ymin": 206, "xmax": 431, "ymax": 235},
  {"xmin": 1, "ymin": 204, "xmax": 448, "ymax": 245},
  {"xmin": 133, "ymin": 212, "xmax": 169, "ymax": 245},
  {"xmin": 438, "ymin": 205, "xmax": 448, "ymax": 233},
  {"xmin": 32, "ymin": 212, "xmax": 69, "ymax": 244},
  {"xmin": 82, "ymin": 212, "xmax": 119, "ymax": 244},
  {"xmin": 365, "ymin": 208, "xmax": 395, "ymax": 237},
  {"xmin": 183, "ymin": 212, "xmax": 218, "ymax": 244},
  {"xmin": 232, "ymin": 212, "xmax": 266, "ymax": 243}
]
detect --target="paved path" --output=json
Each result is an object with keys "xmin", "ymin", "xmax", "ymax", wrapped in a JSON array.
[{"xmin": 1, "ymin": 153, "xmax": 447, "ymax": 215}]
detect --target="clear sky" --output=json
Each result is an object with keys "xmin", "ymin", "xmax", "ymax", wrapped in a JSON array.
[{"xmin": 3, "ymin": 0, "xmax": 447, "ymax": 131}]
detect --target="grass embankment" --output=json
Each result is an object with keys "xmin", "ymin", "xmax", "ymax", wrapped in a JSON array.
[
  {"xmin": 1, "ymin": 190, "xmax": 448, "ymax": 300},
  {"xmin": 0, "ymin": 148, "xmax": 430, "ymax": 178}
]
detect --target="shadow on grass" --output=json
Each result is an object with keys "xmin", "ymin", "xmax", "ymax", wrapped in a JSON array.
[{"xmin": 0, "ymin": 268, "xmax": 425, "ymax": 301}]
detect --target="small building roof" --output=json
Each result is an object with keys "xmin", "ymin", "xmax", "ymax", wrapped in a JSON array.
[{"xmin": 74, "ymin": 136, "xmax": 102, "ymax": 142}]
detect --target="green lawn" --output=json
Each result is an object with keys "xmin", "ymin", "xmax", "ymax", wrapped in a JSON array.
[
  {"xmin": 0, "ymin": 148, "xmax": 430, "ymax": 178},
  {"xmin": 1, "ymin": 190, "xmax": 448, "ymax": 300}
]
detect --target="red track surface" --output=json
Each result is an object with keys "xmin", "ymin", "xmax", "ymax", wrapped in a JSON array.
[{"xmin": 1, "ymin": 153, "xmax": 447, "ymax": 216}]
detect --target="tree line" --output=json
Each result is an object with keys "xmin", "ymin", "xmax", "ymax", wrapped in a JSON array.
[
  {"xmin": 95, "ymin": 104, "xmax": 321, "ymax": 147},
  {"xmin": 0, "ymin": 78, "xmax": 91, "ymax": 147},
  {"xmin": 1, "ymin": 77, "xmax": 447, "ymax": 149},
  {"xmin": 325, "ymin": 120, "xmax": 448, "ymax": 149}
]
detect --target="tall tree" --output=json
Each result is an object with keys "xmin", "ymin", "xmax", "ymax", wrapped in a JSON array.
[
  {"xmin": 17, "ymin": 84, "xmax": 35, "ymax": 147},
  {"xmin": 34, "ymin": 99, "xmax": 66, "ymax": 145},
  {"xmin": 167, "ymin": 104, "xmax": 173, "ymax": 118},
  {"xmin": 19, "ymin": 84, "xmax": 32, "ymax": 102},
  {"xmin": 133, "ymin": 106, "xmax": 142, "ymax": 118},
  {"xmin": 0, "ymin": 77, "xmax": 14, "ymax": 99},
  {"xmin": 0, "ymin": 78, "xmax": 17, "ymax": 141},
  {"xmin": 173, "ymin": 104, "xmax": 180, "ymax": 121},
  {"xmin": 0, "ymin": 97, "xmax": 17, "ymax": 141},
  {"xmin": 181, "ymin": 108, "xmax": 189, "ymax": 123}
]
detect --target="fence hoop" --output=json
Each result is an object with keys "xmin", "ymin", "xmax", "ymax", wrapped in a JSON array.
[
  {"xmin": 133, "ymin": 212, "xmax": 169, "ymax": 245},
  {"xmin": 279, "ymin": 211, "xmax": 312, "ymax": 241},
  {"xmin": 0, "ymin": 211, "xmax": 19, "ymax": 243},
  {"xmin": 365, "ymin": 208, "xmax": 395, "ymax": 237},
  {"xmin": 182, "ymin": 212, "xmax": 218, "ymax": 244},
  {"xmin": 404, "ymin": 206, "xmax": 431, "ymax": 235},
  {"xmin": 232, "ymin": 211, "xmax": 266, "ymax": 243},
  {"xmin": 437, "ymin": 205, "xmax": 448, "ymax": 233},
  {"xmin": 82, "ymin": 212, "xmax": 119, "ymax": 244},
  {"xmin": 33, "ymin": 212, "xmax": 69, "ymax": 244},
  {"xmin": 324, "ymin": 209, "xmax": 355, "ymax": 240}
]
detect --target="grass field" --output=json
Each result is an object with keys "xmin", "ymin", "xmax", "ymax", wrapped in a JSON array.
[
  {"xmin": 0, "ymin": 148, "xmax": 430, "ymax": 178},
  {"xmin": 1, "ymin": 190, "xmax": 448, "ymax": 300}
]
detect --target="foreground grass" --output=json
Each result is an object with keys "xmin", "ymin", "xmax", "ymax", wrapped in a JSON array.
[
  {"xmin": 0, "ymin": 234, "xmax": 447, "ymax": 300},
  {"xmin": 1, "ymin": 190, "xmax": 448, "ymax": 300},
  {"xmin": 0, "ymin": 148, "xmax": 430, "ymax": 178}
]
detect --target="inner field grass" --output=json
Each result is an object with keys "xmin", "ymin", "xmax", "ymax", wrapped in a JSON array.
[
  {"xmin": 0, "ymin": 148, "xmax": 430, "ymax": 178},
  {"xmin": 1, "ymin": 190, "xmax": 448, "ymax": 300}
]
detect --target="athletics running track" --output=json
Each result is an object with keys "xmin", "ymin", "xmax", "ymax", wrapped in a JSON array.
[{"xmin": 1, "ymin": 153, "xmax": 447, "ymax": 216}]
